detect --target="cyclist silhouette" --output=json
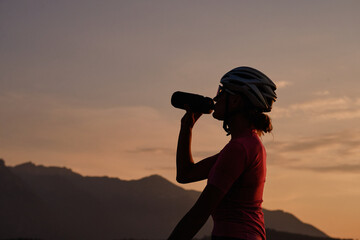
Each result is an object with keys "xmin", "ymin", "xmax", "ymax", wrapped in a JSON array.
[{"xmin": 168, "ymin": 67, "xmax": 277, "ymax": 240}]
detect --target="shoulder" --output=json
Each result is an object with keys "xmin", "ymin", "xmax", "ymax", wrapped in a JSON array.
[
  {"xmin": 233, "ymin": 132, "xmax": 263, "ymax": 149},
  {"xmin": 220, "ymin": 139, "xmax": 247, "ymax": 158},
  {"xmin": 229, "ymin": 133, "xmax": 265, "ymax": 159}
]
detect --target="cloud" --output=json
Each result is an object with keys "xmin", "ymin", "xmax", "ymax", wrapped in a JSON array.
[
  {"xmin": 356, "ymin": 98, "xmax": 360, "ymax": 105},
  {"xmin": 265, "ymin": 130, "xmax": 360, "ymax": 173},
  {"xmin": 127, "ymin": 147, "xmax": 175, "ymax": 155},
  {"xmin": 315, "ymin": 109, "xmax": 360, "ymax": 120},
  {"xmin": 275, "ymin": 81, "xmax": 292, "ymax": 89},
  {"xmin": 272, "ymin": 96, "xmax": 360, "ymax": 121},
  {"xmin": 290, "ymin": 164, "xmax": 360, "ymax": 173},
  {"xmin": 313, "ymin": 90, "xmax": 330, "ymax": 96},
  {"xmin": 290, "ymin": 97, "xmax": 350, "ymax": 111}
]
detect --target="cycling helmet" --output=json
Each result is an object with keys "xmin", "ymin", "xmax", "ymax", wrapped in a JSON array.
[{"xmin": 220, "ymin": 66, "xmax": 277, "ymax": 112}]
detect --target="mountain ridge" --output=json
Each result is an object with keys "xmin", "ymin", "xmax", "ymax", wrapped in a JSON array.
[{"xmin": 0, "ymin": 159, "xmax": 350, "ymax": 240}]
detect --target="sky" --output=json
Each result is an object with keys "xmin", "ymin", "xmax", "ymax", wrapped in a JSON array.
[{"xmin": 1, "ymin": 0, "xmax": 360, "ymax": 239}]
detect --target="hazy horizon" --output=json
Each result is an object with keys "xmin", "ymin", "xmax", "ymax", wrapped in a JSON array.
[{"xmin": 1, "ymin": 1, "xmax": 360, "ymax": 239}]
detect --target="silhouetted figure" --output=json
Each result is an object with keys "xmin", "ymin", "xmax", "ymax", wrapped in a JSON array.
[{"xmin": 168, "ymin": 67, "xmax": 277, "ymax": 240}]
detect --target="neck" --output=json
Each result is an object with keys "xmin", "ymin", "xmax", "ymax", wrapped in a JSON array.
[{"xmin": 227, "ymin": 113, "xmax": 252, "ymax": 138}]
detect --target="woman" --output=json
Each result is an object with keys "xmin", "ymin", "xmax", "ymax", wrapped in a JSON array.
[{"xmin": 168, "ymin": 67, "xmax": 277, "ymax": 240}]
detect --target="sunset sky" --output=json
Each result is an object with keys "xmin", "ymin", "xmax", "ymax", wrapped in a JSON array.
[{"xmin": 1, "ymin": 1, "xmax": 360, "ymax": 239}]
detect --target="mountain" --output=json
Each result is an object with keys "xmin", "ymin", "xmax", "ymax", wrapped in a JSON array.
[
  {"xmin": 263, "ymin": 209, "xmax": 328, "ymax": 238},
  {"xmin": 0, "ymin": 160, "xmax": 350, "ymax": 240},
  {"xmin": 1, "ymin": 160, "xmax": 206, "ymax": 239},
  {"xmin": 201, "ymin": 230, "xmax": 351, "ymax": 240}
]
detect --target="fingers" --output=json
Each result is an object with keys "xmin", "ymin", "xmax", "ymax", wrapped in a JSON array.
[
  {"xmin": 181, "ymin": 111, "xmax": 202, "ymax": 128},
  {"xmin": 183, "ymin": 104, "xmax": 203, "ymax": 120}
]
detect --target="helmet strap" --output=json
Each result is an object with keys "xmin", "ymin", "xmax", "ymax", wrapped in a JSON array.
[{"xmin": 223, "ymin": 93, "xmax": 231, "ymax": 136}]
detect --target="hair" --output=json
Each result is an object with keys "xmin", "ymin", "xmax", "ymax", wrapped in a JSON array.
[
  {"xmin": 239, "ymin": 94, "xmax": 273, "ymax": 136},
  {"xmin": 246, "ymin": 111, "xmax": 273, "ymax": 136}
]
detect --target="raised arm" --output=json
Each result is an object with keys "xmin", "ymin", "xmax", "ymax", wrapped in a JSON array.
[{"xmin": 176, "ymin": 111, "xmax": 218, "ymax": 184}]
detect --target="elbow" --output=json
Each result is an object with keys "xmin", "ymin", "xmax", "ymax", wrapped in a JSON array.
[
  {"xmin": 176, "ymin": 175, "xmax": 190, "ymax": 184},
  {"xmin": 176, "ymin": 165, "xmax": 194, "ymax": 184}
]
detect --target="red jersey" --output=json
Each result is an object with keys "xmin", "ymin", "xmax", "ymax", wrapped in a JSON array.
[{"xmin": 208, "ymin": 129, "xmax": 266, "ymax": 240}]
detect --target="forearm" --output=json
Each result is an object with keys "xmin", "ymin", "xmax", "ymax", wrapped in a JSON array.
[
  {"xmin": 168, "ymin": 184, "xmax": 224, "ymax": 240},
  {"xmin": 168, "ymin": 206, "xmax": 209, "ymax": 240},
  {"xmin": 176, "ymin": 126, "xmax": 194, "ymax": 181}
]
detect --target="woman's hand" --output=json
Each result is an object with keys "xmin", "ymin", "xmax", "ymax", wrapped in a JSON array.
[{"xmin": 181, "ymin": 111, "xmax": 202, "ymax": 129}]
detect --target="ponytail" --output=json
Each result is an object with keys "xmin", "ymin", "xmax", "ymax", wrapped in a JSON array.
[{"xmin": 247, "ymin": 111, "xmax": 273, "ymax": 136}]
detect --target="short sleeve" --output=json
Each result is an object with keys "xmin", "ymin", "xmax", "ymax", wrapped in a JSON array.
[{"xmin": 208, "ymin": 141, "xmax": 248, "ymax": 193}]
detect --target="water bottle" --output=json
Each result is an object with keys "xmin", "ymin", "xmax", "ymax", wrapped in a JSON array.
[{"xmin": 171, "ymin": 91, "xmax": 214, "ymax": 114}]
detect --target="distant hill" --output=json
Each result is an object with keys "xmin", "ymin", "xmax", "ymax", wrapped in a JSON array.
[{"xmin": 0, "ymin": 159, "xmax": 350, "ymax": 240}]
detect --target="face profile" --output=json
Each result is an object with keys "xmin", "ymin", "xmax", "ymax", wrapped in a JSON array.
[
  {"xmin": 212, "ymin": 90, "xmax": 226, "ymax": 120},
  {"xmin": 212, "ymin": 88, "xmax": 246, "ymax": 121}
]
